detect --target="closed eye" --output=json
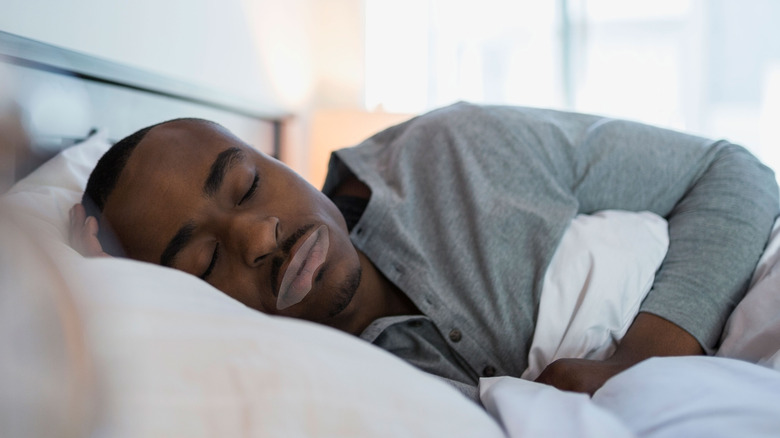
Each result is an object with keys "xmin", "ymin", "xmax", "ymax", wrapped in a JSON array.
[
  {"xmin": 238, "ymin": 172, "xmax": 259, "ymax": 205},
  {"xmin": 200, "ymin": 243, "xmax": 220, "ymax": 280}
]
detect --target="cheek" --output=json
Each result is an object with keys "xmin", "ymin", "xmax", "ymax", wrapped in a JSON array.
[
  {"xmin": 211, "ymin": 268, "xmax": 268, "ymax": 313},
  {"xmin": 103, "ymin": 210, "xmax": 163, "ymax": 262},
  {"xmin": 104, "ymin": 179, "xmax": 201, "ymax": 263},
  {"xmin": 310, "ymin": 190, "xmax": 351, "ymax": 235}
]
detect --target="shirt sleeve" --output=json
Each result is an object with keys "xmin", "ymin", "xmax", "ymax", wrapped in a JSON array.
[
  {"xmin": 565, "ymin": 117, "xmax": 777, "ymax": 352},
  {"xmin": 638, "ymin": 139, "xmax": 778, "ymax": 353}
]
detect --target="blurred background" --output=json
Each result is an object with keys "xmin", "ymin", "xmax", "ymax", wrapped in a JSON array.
[{"xmin": 1, "ymin": 0, "xmax": 779, "ymax": 186}]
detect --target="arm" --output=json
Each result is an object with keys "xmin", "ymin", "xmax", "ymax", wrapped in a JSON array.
[{"xmin": 535, "ymin": 313, "xmax": 703, "ymax": 395}]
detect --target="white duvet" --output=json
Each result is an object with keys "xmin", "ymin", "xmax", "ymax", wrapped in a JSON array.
[
  {"xmin": 482, "ymin": 211, "xmax": 780, "ymax": 438},
  {"xmin": 481, "ymin": 356, "xmax": 780, "ymax": 438}
]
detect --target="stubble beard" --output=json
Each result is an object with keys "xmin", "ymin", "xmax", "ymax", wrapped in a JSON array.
[{"xmin": 327, "ymin": 266, "xmax": 361, "ymax": 318}]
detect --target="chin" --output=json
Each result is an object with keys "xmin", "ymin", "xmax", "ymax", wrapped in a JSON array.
[
  {"xmin": 295, "ymin": 263, "xmax": 361, "ymax": 328},
  {"xmin": 327, "ymin": 267, "xmax": 361, "ymax": 318}
]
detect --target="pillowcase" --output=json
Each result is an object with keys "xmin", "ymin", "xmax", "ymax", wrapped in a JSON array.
[
  {"xmin": 716, "ymin": 217, "xmax": 780, "ymax": 370},
  {"xmin": 6, "ymin": 129, "xmax": 112, "ymax": 242},
  {"xmin": 53, "ymin": 249, "xmax": 503, "ymax": 437},
  {"xmin": 524, "ymin": 208, "xmax": 780, "ymax": 377},
  {"xmin": 522, "ymin": 210, "xmax": 669, "ymax": 380},
  {"xmin": 4, "ymin": 133, "xmax": 504, "ymax": 438}
]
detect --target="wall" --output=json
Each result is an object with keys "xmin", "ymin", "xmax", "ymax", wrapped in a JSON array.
[
  {"xmin": 0, "ymin": 0, "xmax": 287, "ymax": 112},
  {"xmin": 0, "ymin": 0, "xmax": 372, "ymax": 183},
  {"xmin": 248, "ymin": 0, "xmax": 370, "ymax": 183}
]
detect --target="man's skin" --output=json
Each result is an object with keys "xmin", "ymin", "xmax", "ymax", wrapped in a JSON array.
[{"xmin": 70, "ymin": 119, "xmax": 703, "ymax": 395}]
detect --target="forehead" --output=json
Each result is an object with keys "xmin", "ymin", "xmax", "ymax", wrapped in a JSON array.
[
  {"xmin": 136, "ymin": 120, "xmax": 242, "ymax": 166},
  {"xmin": 120, "ymin": 120, "xmax": 251, "ymax": 195},
  {"xmin": 102, "ymin": 120, "xmax": 251, "ymax": 261}
]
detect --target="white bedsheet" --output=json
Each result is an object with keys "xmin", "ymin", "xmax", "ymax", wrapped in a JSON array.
[
  {"xmin": 481, "ymin": 356, "xmax": 780, "ymax": 438},
  {"xmin": 483, "ymin": 213, "xmax": 780, "ymax": 437}
]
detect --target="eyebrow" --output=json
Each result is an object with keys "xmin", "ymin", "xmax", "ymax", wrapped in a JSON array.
[
  {"xmin": 160, "ymin": 221, "xmax": 196, "ymax": 267},
  {"xmin": 203, "ymin": 147, "xmax": 244, "ymax": 197},
  {"xmin": 160, "ymin": 147, "xmax": 244, "ymax": 267}
]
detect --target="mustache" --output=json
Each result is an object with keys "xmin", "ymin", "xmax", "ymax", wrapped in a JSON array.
[{"xmin": 270, "ymin": 224, "xmax": 315, "ymax": 297}]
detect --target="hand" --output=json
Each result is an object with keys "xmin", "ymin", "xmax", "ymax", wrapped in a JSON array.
[
  {"xmin": 535, "ymin": 312, "xmax": 705, "ymax": 395},
  {"xmin": 69, "ymin": 204, "xmax": 111, "ymax": 258},
  {"xmin": 534, "ymin": 357, "xmax": 633, "ymax": 396}
]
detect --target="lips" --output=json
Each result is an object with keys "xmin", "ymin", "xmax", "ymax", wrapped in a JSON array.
[{"xmin": 276, "ymin": 225, "xmax": 329, "ymax": 310}]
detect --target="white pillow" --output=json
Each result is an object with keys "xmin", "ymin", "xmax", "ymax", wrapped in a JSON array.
[
  {"xmin": 522, "ymin": 210, "xmax": 669, "ymax": 380},
  {"xmin": 53, "ymin": 250, "xmax": 503, "ymax": 437},
  {"xmin": 6, "ymin": 130, "xmax": 112, "ymax": 242},
  {"xmin": 4, "ymin": 134, "xmax": 504, "ymax": 438},
  {"xmin": 717, "ymin": 217, "xmax": 780, "ymax": 369}
]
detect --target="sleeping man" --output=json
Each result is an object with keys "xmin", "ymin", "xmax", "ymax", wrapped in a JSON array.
[{"xmin": 70, "ymin": 102, "xmax": 779, "ymax": 399}]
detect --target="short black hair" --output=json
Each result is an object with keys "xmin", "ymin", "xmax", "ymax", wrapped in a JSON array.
[
  {"xmin": 81, "ymin": 118, "xmax": 211, "ymax": 255},
  {"xmin": 82, "ymin": 125, "xmax": 152, "ymax": 219}
]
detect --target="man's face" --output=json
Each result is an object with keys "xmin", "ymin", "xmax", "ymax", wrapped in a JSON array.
[{"xmin": 102, "ymin": 120, "xmax": 362, "ymax": 326}]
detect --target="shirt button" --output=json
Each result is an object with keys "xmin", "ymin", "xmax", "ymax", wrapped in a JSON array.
[
  {"xmin": 483, "ymin": 366, "xmax": 496, "ymax": 377},
  {"xmin": 448, "ymin": 329, "xmax": 462, "ymax": 342}
]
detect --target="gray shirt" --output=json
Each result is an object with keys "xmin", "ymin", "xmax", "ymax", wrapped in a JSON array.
[{"xmin": 321, "ymin": 102, "xmax": 779, "ymax": 398}]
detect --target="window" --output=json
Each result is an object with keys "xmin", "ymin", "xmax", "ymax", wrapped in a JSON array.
[{"xmin": 365, "ymin": 0, "xmax": 780, "ymax": 176}]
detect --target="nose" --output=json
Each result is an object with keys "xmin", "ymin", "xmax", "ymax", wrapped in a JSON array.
[{"xmin": 228, "ymin": 213, "xmax": 279, "ymax": 267}]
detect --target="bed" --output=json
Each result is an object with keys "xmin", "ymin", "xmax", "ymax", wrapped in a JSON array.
[{"xmin": 3, "ymin": 30, "xmax": 780, "ymax": 438}]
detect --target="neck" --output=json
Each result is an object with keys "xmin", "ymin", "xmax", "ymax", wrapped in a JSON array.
[
  {"xmin": 328, "ymin": 176, "xmax": 418, "ymax": 334},
  {"xmin": 341, "ymin": 250, "xmax": 420, "ymax": 335}
]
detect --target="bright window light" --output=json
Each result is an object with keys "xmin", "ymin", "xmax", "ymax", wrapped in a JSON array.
[
  {"xmin": 363, "ymin": 0, "xmax": 780, "ymax": 182},
  {"xmin": 364, "ymin": 0, "xmax": 559, "ymax": 113},
  {"xmin": 364, "ymin": 0, "xmax": 429, "ymax": 113}
]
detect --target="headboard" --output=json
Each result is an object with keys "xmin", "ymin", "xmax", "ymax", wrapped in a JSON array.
[{"xmin": 0, "ymin": 30, "xmax": 286, "ymax": 181}]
